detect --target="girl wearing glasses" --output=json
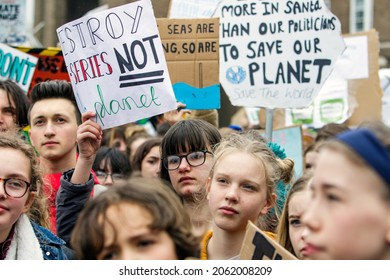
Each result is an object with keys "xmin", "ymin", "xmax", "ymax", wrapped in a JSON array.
[
  {"xmin": 301, "ymin": 122, "xmax": 390, "ymax": 260},
  {"xmin": 201, "ymin": 131, "xmax": 294, "ymax": 259},
  {"xmin": 160, "ymin": 119, "xmax": 222, "ymax": 240},
  {"xmin": 92, "ymin": 146, "xmax": 132, "ymax": 187},
  {"xmin": 0, "ymin": 131, "xmax": 73, "ymax": 260}
]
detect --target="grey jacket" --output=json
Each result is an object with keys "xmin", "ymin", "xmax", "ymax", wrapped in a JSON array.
[{"xmin": 56, "ymin": 168, "xmax": 106, "ymax": 245}]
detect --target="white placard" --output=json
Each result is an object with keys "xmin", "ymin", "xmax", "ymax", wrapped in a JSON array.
[
  {"xmin": 56, "ymin": 0, "xmax": 177, "ymax": 129},
  {"xmin": 332, "ymin": 36, "xmax": 369, "ymax": 80},
  {"xmin": 0, "ymin": 0, "xmax": 28, "ymax": 46},
  {"xmin": 215, "ymin": 0, "xmax": 345, "ymax": 109},
  {"xmin": 169, "ymin": 0, "xmax": 221, "ymax": 18},
  {"xmin": 379, "ymin": 68, "xmax": 390, "ymax": 126},
  {"xmin": 286, "ymin": 75, "xmax": 349, "ymax": 128}
]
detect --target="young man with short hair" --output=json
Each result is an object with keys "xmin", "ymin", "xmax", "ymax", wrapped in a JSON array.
[{"xmin": 28, "ymin": 80, "xmax": 101, "ymax": 232}]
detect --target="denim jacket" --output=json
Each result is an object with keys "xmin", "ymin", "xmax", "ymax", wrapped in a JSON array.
[{"xmin": 31, "ymin": 221, "xmax": 74, "ymax": 260}]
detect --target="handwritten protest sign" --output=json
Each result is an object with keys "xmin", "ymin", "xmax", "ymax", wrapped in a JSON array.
[
  {"xmin": 214, "ymin": 0, "xmax": 345, "ymax": 109},
  {"xmin": 157, "ymin": 18, "xmax": 220, "ymax": 109},
  {"xmin": 0, "ymin": 0, "xmax": 29, "ymax": 45},
  {"xmin": 286, "ymin": 30, "xmax": 382, "ymax": 128},
  {"xmin": 16, "ymin": 47, "xmax": 70, "ymax": 94},
  {"xmin": 240, "ymin": 221, "xmax": 297, "ymax": 260},
  {"xmin": 0, "ymin": 42, "xmax": 37, "ymax": 92},
  {"xmin": 285, "ymin": 77, "xmax": 349, "ymax": 128},
  {"xmin": 56, "ymin": 0, "xmax": 177, "ymax": 129}
]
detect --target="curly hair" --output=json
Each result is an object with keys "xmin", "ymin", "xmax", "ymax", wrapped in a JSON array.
[{"xmin": 0, "ymin": 130, "xmax": 49, "ymax": 228}]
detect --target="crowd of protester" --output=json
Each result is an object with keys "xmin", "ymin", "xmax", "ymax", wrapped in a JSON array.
[{"xmin": 0, "ymin": 79, "xmax": 389, "ymax": 260}]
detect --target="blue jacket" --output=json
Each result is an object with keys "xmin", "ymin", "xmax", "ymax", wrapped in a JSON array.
[{"xmin": 31, "ymin": 221, "xmax": 74, "ymax": 260}]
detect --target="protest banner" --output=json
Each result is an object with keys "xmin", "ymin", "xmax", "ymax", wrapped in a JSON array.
[
  {"xmin": 286, "ymin": 30, "xmax": 381, "ymax": 128},
  {"xmin": 215, "ymin": 0, "xmax": 345, "ymax": 109},
  {"xmin": 16, "ymin": 47, "xmax": 70, "ymax": 94},
  {"xmin": 240, "ymin": 221, "xmax": 297, "ymax": 260},
  {"xmin": 56, "ymin": 0, "xmax": 177, "ymax": 129},
  {"xmin": 285, "ymin": 78, "xmax": 349, "ymax": 128},
  {"xmin": 0, "ymin": 42, "xmax": 37, "ymax": 92},
  {"xmin": 157, "ymin": 17, "xmax": 220, "ymax": 109},
  {"xmin": 0, "ymin": 0, "xmax": 29, "ymax": 45},
  {"xmin": 168, "ymin": 0, "xmax": 221, "ymax": 18}
]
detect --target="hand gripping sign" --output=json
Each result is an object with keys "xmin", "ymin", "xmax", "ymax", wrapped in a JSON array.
[{"xmin": 215, "ymin": 0, "xmax": 345, "ymax": 109}]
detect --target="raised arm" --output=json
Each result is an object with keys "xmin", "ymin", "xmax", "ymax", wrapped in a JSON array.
[
  {"xmin": 71, "ymin": 111, "xmax": 102, "ymax": 184},
  {"xmin": 56, "ymin": 111, "xmax": 103, "ymax": 244}
]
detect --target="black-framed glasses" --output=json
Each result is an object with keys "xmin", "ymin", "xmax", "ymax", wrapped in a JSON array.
[
  {"xmin": 162, "ymin": 150, "xmax": 212, "ymax": 171},
  {"xmin": 0, "ymin": 177, "xmax": 31, "ymax": 198},
  {"xmin": 96, "ymin": 171, "xmax": 125, "ymax": 183}
]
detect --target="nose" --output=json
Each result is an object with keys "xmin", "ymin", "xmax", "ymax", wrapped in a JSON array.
[
  {"xmin": 225, "ymin": 185, "xmax": 239, "ymax": 203},
  {"xmin": 154, "ymin": 164, "xmax": 161, "ymax": 177},
  {"xmin": 44, "ymin": 121, "xmax": 55, "ymax": 137},
  {"xmin": 122, "ymin": 248, "xmax": 140, "ymax": 260},
  {"xmin": 0, "ymin": 181, "xmax": 7, "ymax": 198},
  {"xmin": 177, "ymin": 156, "xmax": 190, "ymax": 172},
  {"xmin": 301, "ymin": 200, "xmax": 321, "ymax": 232},
  {"xmin": 104, "ymin": 175, "xmax": 114, "ymax": 186},
  {"xmin": 301, "ymin": 225, "xmax": 311, "ymax": 242}
]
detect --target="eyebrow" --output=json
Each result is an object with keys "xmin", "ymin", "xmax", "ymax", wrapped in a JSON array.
[
  {"xmin": 0, "ymin": 105, "xmax": 15, "ymax": 109},
  {"xmin": 312, "ymin": 181, "xmax": 345, "ymax": 193},
  {"xmin": 146, "ymin": 155, "xmax": 160, "ymax": 159},
  {"xmin": 288, "ymin": 214, "xmax": 301, "ymax": 219},
  {"xmin": 3, "ymin": 173, "xmax": 29, "ymax": 181},
  {"xmin": 32, "ymin": 113, "xmax": 68, "ymax": 120}
]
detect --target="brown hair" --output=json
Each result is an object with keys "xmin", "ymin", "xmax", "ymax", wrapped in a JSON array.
[
  {"xmin": 160, "ymin": 119, "xmax": 222, "ymax": 185},
  {"xmin": 276, "ymin": 171, "xmax": 313, "ymax": 257},
  {"xmin": 28, "ymin": 80, "xmax": 81, "ymax": 125},
  {"xmin": 0, "ymin": 130, "xmax": 49, "ymax": 228},
  {"xmin": 131, "ymin": 137, "xmax": 162, "ymax": 173},
  {"xmin": 71, "ymin": 177, "xmax": 200, "ymax": 259},
  {"xmin": 186, "ymin": 109, "xmax": 219, "ymax": 128},
  {"xmin": 315, "ymin": 122, "xmax": 350, "ymax": 142},
  {"xmin": 0, "ymin": 79, "xmax": 29, "ymax": 128}
]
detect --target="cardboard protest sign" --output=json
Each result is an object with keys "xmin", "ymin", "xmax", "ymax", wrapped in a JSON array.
[
  {"xmin": 157, "ymin": 17, "xmax": 220, "ymax": 109},
  {"xmin": 214, "ymin": 0, "xmax": 345, "ymax": 109},
  {"xmin": 56, "ymin": 0, "xmax": 177, "ymax": 129},
  {"xmin": 240, "ymin": 221, "xmax": 297, "ymax": 260},
  {"xmin": 0, "ymin": 42, "xmax": 37, "ymax": 92},
  {"xmin": 346, "ymin": 30, "xmax": 382, "ymax": 126},
  {"xmin": 16, "ymin": 47, "xmax": 70, "ymax": 94},
  {"xmin": 168, "ymin": 0, "xmax": 221, "ymax": 18}
]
